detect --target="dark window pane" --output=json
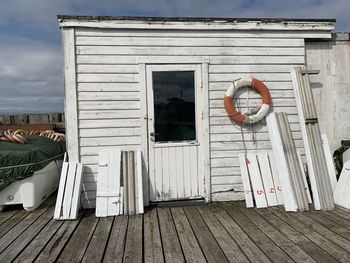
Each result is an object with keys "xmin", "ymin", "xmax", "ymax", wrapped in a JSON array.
[{"xmin": 153, "ymin": 71, "xmax": 196, "ymax": 142}]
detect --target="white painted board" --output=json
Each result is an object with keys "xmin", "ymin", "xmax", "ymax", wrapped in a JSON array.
[
  {"xmin": 258, "ymin": 152, "xmax": 278, "ymax": 206},
  {"xmin": 268, "ymin": 152, "xmax": 284, "ymax": 205},
  {"xmin": 321, "ymin": 134, "xmax": 337, "ymax": 192},
  {"xmin": 334, "ymin": 161, "xmax": 350, "ymax": 209},
  {"xmin": 108, "ymin": 149, "xmax": 121, "ymax": 216},
  {"xmin": 291, "ymin": 68, "xmax": 321, "ymax": 210},
  {"xmin": 63, "ymin": 162, "xmax": 77, "ymax": 219},
  {"xmin": 267, "ymin": 114, "xmax": 298, "ymax": 211},
  {"xmin": 70, "ymin": 163, "xmax": 83, "ymax": 219},
  {"xmin": 246, "ymin": 153, "xmax": 268, "ymax": 208},
  {"xmin": 54, "ymin": 162, "xmax": 69, "ymax": 219},
  {"xmin": 96, "ymin": 149, "xmax": 122, "ymax": 217},
  {"xmin": 136, "ymin": 150, "xmax": 144, "ymax": 214},
  {"xmin": 297, "ymin": 150, "xmax": 312, "ymax": 204},
  {"xmin": 238, "ymin": 153, "xmax": 254, "ymax": 208}
]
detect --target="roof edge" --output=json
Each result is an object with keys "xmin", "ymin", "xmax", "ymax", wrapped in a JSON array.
[{"xmin": 57, "ymin": 15, "xmax": 336, "ymax": 23}]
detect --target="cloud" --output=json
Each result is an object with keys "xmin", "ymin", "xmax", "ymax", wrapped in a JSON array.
[
  {"xmin": 0, "ymin": 0, "xmax": 349, "ymax": 114},
  {"xmin": 0, "ymin": 34, "xmax": 63, "ymax": 114}
]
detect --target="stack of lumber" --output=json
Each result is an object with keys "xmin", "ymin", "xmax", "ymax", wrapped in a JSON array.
[
  {"xmin": 54, "ymin": 154, "xmax": 84, "ymax": 220},
  {"xmin": 291, "ymin": 66, "xmax": 335, "ymax": 210},
  {"xmin": 239, "ymin": 152, "xmax": 283, "ymax": 208},
  {"xmin": 267, "ymin": 112, "xmax": 311, "ymax": 211},
  {"xmin": 96, "ymin": 149, "xmax": 143, "ymax": 217}
]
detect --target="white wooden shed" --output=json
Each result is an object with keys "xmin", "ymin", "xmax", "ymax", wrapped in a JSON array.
[{"xmin": 58, "ymin": 16, "xmax": 335, "ymax": 208}]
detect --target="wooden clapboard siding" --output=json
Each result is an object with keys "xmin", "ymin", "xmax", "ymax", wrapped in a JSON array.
[
  {"xmin": 74, "ymin": 28, "xmax": 331, "ymax": 38},
  {"xmin": 71, "ymin": 26, "xmax": 308, "ymax": 205}
]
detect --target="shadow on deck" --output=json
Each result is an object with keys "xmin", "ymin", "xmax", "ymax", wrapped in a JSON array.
[{"xmin": 0, "ymin": 194, "xmax": 350, "ymax": 262}]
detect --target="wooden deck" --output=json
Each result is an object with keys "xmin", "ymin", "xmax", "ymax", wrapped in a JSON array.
[{"xmin": 1, "ymin": 195, "xmax": 350, "ymax": 262}]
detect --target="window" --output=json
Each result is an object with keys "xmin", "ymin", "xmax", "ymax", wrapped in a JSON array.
[{"xmin": 152, "ymin": 71, "xmax": 196, "ymax": 142}]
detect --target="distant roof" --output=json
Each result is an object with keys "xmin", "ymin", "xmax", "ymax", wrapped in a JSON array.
[{"xmin": 57, "ymin": 15, "xmax": 336, "ymax": 23}]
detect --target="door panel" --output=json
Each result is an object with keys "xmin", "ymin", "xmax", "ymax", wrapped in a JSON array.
[{"xmin": 146, "ymin": 64, "xmax": 204, "ymax": 202}]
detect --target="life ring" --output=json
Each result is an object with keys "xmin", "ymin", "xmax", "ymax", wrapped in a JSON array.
[{"xmin": 224, "ymin": 77, "xmax": 272, "ymax": 124}]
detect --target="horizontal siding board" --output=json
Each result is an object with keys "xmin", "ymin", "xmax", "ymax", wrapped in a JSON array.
[
  {"xmin": 212, "ymin": 167, "xmax": 240, "ymax": 176},
  {"xmin": 209, "ymin": 122, "xmax": 300, "ymax": 133},
  {"xmin": 210, "ymin": 131, "xmax": 302, "ymax": 142},
  {"xmin": 210, "ymin": 107, "xmax": 298, "ymax": 117},
  {"xmin": 79, "ymin": 127, "xmax": 141, "ymax": 137},
  {"xmin": 78, "ymin": 110, "xmax": 140, "ymax": 120},
  {"xmin": 212, "ymin": 184, "xmax": 243, "ymax": 193},
  {"xmin": 76, "ymin": 46, "xmax": 305, "ymax": 56},
  {"xmin": 210, "ymin": 98, "xmax": 296, "ymax": 108},
  {"xmin": 209, "ymin": 114, "xmax": 299, "ymax": 125},
  {"xmin": 79, "ymin": 119, "xmax": 140, "ymax": 128},
  {"xmin": 80, "ymin": 145, "xmax": 140, "ymax": 156},
  {"xmin": 77, "ymin": 82, "xmax": 139, "ymax": 92},
  {"xmin": 209, "ymin": 81, "xmax": 293, "ymax": 90},
  {"xmin": 77, "ymin": 55, "xmax": 138, "ymax": 65},
  {"xmin": 77, "ymin": 64, "xmax": 138, "ymax": 73},
  {"xmin": 209, "ymin": 64, "xmax": 299, "ymax": 73},
  {"xmin": 78, "ymin": 101, "xmax": 140, "ymax": 110},
  {"xmin": 210, "ymin": 73, "xmax": 292, "ymax": 82},
  {"xmin": 77, "ymin": 73, "xmax": 138, "ymax": 83},
  {"xmin": 210, "ymin": 139, "xmax": 304, "ymax": 151},
  {"xmin": 212, "ymin": 176, "xmax": 242, "ymax": 185},
  {"xmin": 77, "ymin": 55, "xmax": 305, "ymax": 65},
  {"xmin": 78, "ymin": 91, "xmax": 139, "ymax": 101},
  {"xmin": 209, "ymin": 89, "xmax": 295, "ymax": 100},
  {"xmin": 74, "ymin": 28, "xmax": 329, "ymax": 39},
  {"xmin": 75, "ymin": 36, "xmax": 304, "ymax": 47},
  {"xmin": 209, "ymin": 56, "xmax": 305, "ymax": 65},
  {"xmin": 80, "ymin": 136, "xmax": 141, "ymax": 147}
]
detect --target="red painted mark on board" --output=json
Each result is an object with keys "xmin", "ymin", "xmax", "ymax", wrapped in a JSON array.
[{"xmin": 257, "ymin": 190, "xmax": 264, "ymax": 195}]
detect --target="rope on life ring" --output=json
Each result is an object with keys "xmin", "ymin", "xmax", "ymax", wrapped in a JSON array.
[{"xmin": 224, "ymin": 77, "xmax": 272, "ymax": 124}]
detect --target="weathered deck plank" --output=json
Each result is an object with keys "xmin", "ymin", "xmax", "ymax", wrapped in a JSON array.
[
  {"xmin": 157, "ymin": 207, "xmax": 185, "ymax": 262},
  {"xmin": 57, "ymin": 210, "xmax": 99, "ymax": 263},
  {"xmin": 103, "ymin": 216, "xmax": 128, "ymax": 262},
  {"xmin": 103, "ymin": 215, "xmax": 128, "ymax": 263},
  {"xmin": 0, "ymin": 210, "xmax": 29, "ymax": 238},
  {"xmin": 0, "ymin": 206, "xmax": 56, "ymax": 262},
  {"xmin": 0, "ymin": 208, "xmax": 20, "ymax": 226},
  {"xmin": 235, "ymin": 205, "xmax": 316, "ymax": 263},
  {"xmin": 197, "ymin": 205, "xmax": 249, "ymax": 263},
  {"xmin": 270, "ymin": 207, "xmax": 350, "ymax": 262},
  {"xmin": 82, "ymin": 217, "xmax": 113, "ymax": 262},
  {"xmin": 123, "ymin": 215, "xmax": 143, "ymax": 263},
  {"xmin": 144, "ymin": 208, "xmax": 164, "ymax": 263},
  {"xmin": 34, "ymin": 214, "xmax": 83, "ymax": 263},
  {"xmin": 223, "ymin": 203, "xmax": 293, "ymax": 263},
  {"xmin": 210, "ymin": 203, "xmax": 271, "ymax": 262},
  {"xmin": 254, "ymin": 207, "xmax": 338, "ymax": 263},
  {"xmin": 171, "ymin": 207, "xmax": 206, "ymax": 262},
  {"xmin": 184, "ymin": 205, "xmax": 229, "ymax": 262},
  {"xmin": 0, "ymin": 196, "xmax": 55, "ymax": 254},
  {"xmin": 1, "ymin": 195, "xmax": 350, "ymax": 263},
  {"xmin": 13, "ymin": 218, "xmax": 63, "ymax": 263}
]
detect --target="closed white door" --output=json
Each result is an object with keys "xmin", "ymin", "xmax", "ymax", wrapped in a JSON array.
[{"xmin": 146, "ymin": 64, "xmax": 205, "ymax": 202}]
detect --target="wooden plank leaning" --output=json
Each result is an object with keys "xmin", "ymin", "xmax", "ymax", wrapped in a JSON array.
[{"xmin": 54, "ymin": 154, "xmax": 84, "ymax": 220}]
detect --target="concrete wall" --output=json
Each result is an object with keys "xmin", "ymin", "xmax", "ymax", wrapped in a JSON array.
[{"xmin": 306, "ymin": 33, "xmax": 350, "ymax": 153}]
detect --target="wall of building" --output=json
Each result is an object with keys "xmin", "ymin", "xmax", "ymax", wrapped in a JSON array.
[
  {"xmin": 306, "ymin": 34, "xmax": 350, "ymax": 153},
  {"xmin": 66, "ymin": 24, "xmax": 332, "ymax": 207}
]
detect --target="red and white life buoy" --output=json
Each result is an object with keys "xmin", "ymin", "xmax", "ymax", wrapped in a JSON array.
[{"xmin": 224, "ymin": 77, "xmax": 272, "ymax": 124}]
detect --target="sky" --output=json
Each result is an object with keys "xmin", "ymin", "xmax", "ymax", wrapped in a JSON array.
[{"xmin": 0, "ymin": 0, "xmax": 349, "ymax": 114}]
